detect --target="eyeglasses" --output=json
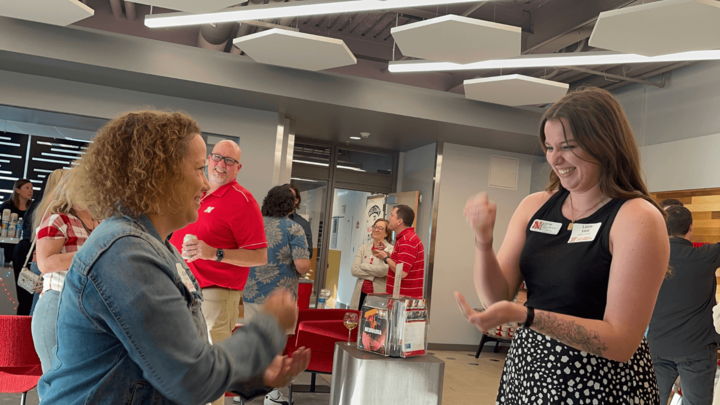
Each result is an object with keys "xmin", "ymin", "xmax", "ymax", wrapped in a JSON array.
[
  {"xmin": 209, "ymin": 153, "xmax": 240, "ymax": 166},
  {"xmin": 372, "ymin": 226, "xmax": 386, "ymax": 231}
]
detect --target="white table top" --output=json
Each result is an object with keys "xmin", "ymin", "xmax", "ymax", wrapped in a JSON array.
[{"xmin": 0, "ymin": 237, "xmax": 20, "ymax": 245}]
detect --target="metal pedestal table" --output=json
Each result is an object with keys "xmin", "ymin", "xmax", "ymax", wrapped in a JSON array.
[{"xmin": 329, "ymin": 343, "xmax": 445, "ymax": 405}]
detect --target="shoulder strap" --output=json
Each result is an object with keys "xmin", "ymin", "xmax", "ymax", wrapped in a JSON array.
[{"xmin": 23, "ymin": 204, "xmax": 52, "ymax": 268}]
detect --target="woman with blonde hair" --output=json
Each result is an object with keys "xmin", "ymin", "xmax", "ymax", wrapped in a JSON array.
[
  {"xmin": 12, "ymin": 168, "xmax": 68, "ymax": 316},
  {"xmin": 39, "ymin": 110, "xmax": 308, "ymax": 404},
  {"xmin": 31, "ymin": 168, "xmax": 98, "ymax": 372},
  {"xmin": 31, "ymin": 169, "xmax": 70, "ymax": 238},
  {"xmin": 350, "ymin": 218, "xmax": 393, "ymax": 310}
]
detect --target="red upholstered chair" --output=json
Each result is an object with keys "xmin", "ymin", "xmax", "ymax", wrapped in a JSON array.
[
  {"xmin": 0, "ymin": 316, "xmax": 43, "ymax": 405},
  {"xmin": 285, "ymin": 309, "xmax": 360, "ymax": 401}
]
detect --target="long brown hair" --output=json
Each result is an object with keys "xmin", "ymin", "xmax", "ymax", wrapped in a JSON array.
[
  {"xmin": 11, "ymin": 179, "xmax": 32, "ymax": 210},
  {"xmin": 539, "ymin": 87, "xmax": 664, "ymax": 217}
]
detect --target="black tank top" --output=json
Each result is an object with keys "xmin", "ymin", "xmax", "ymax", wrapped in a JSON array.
[{"xmin": 519, "ymin": 189, "xmax": 626, "ymax": 320}]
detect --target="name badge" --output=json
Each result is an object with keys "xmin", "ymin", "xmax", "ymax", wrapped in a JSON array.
[
  {"xmin": 568, "ymin": 223, "xmax": 602, "ymax": 243},
  {"xmin": 176, "ymin": 263, "xmax": 197, "ymax": 293},
  {"xmin": 529, "ymin": 219, "xmax": 562, "ymax": 235}
]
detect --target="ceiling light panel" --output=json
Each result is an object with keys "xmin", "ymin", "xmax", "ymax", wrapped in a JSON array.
[
  {"xmin": 464, "ymin": 75, "xmax": 569, "ymax": 107},
  {"xmin": 391, "ymin": 15, "xmax": 521, "ymax": 64},
  {"xmin": 589, "ymin": 0, "xmax": 720, "ymax": 57},
  {"xmin": 0, "ymin": 0, "xmax": 93, "ymax": 26},
  {"xmin": 132, "ymin": 0, "xmax": 248, "ymax": 14},
  {"xmin": 146, "ymin": 0, "xmax": 489, "ymax": 28},
  {"xmin": 233, "ymin": 29, "xmax": 357, "ymax": 71},
  {"xmin": 388, "ymin": 49, "xmax": 720, "ymax": 73}
]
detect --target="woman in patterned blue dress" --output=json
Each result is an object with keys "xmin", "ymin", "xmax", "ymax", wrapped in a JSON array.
[{"xmin": 242, "ymin": 185, "xmax": 312, "ymax": 405}]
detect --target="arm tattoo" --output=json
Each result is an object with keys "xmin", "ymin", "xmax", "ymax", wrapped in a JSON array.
[{"xmin": 533, "ymin": 311, "xmax": 608, "ymax": 357}]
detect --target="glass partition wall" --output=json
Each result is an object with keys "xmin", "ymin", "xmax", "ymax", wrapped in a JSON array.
[{"xmin": 290, "ymin": 140, "xmax": 398, "ymax": 308}]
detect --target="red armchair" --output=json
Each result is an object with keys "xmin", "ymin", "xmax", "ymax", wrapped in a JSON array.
[
  {"xmin": 285, "ymin": 309, "xmax": 360, "ymax": 400},
  {"xmin": 0, "ymin": 316, "xmax": 43, "ymax": 405}
]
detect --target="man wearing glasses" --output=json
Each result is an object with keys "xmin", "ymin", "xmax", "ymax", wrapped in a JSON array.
[{"xmin": 170, "ymin": 140, "xmax": 268, "ymax": 405}]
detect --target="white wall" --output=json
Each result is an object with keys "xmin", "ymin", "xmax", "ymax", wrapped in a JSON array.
[
  {"xmin": 641, "ymin": 132, "xmax": 720, "ymax": 192},
  {"xmin": 331, "ymin": 189, "xmax": 370, "ymax": 307},
  {"xmin": 429, "ymin": 143, "xmax": 533, "ymax": 345},
  {"xmin": 613, "ymin": 60, "xmax": 720, "ymax": 192},
  {"xmin": 615, "ymin": 60, "xmax": 720, "ymax": 148},
  {"xmin": 0, "ymin": 70, "xmax": 280, "ymax": 199}
]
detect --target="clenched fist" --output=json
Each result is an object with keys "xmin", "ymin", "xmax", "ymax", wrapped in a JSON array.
[{"xmin": 464, "ymin": 193, "xmax": 497, "ymax": 250}]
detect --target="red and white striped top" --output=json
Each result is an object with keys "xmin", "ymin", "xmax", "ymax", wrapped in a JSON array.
[
  {"xmin": 36, "ymin": 213, "xmax": 92, "ymax": 294},
  {"xmin": 386, "ymin": 227, "xmax": 425, "ymax": 299}
]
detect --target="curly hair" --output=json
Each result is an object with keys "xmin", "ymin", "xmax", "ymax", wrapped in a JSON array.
[
  {"xmin": 72, "ymin": 110, "xmax": 200, "ymax": 219},
  {"xmin": 261, "ymin": 186, "xmax": 296, "ymax": 218},
  {"xmin": 283, "ymin": 183, "xmax": 301, "ymax": 209}
]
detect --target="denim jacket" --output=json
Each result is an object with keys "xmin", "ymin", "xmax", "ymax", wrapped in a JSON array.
[{"xmin": 38, "ymin": 214, "xmax": 286, "ymax": 405}]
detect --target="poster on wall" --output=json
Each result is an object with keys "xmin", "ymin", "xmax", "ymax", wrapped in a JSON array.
[{"xmin": 364, "ymin": 196, "xmax": 386, "ymax": 245}]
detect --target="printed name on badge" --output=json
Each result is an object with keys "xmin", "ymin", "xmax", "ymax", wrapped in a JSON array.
[
  {"xmin": 176, "ymin": 263, "xmax": 197, "ymax": 293},
  {"xmin": 529, "ymin": 219, "xmax": 562, "ymax": 235},
  {"xmin": 568, "ymin": 223, "xmax": 602, "ymax": 243}
]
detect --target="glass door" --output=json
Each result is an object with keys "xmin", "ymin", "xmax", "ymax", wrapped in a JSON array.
[
  {"xmin": 288, "ymin": 177, "xmax": 329, "ymax": 296},
  {"xmin": 290, "ymin": 140, "xmax": 398, "ymax": 307},
  {"xmin": 323, "ymin": 189, "xmax": 387, "ymax": 309}
]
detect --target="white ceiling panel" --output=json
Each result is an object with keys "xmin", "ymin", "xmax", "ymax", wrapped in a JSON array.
[
  {"xmin": 464, "ymin": 75, "xmax": 569, "ymax": 106},
  {"xmin": 233, "ymin": 29, "xmax": 357, "ymax": 71},
  {"xmin": 132, "ymin": 0, "xmax": 246, "ymax": 14},
  {"xmin": 590, "ymin": 0, "xmax": 720, "ymax": 56},
  {"xmin": 0, "ymin": 0, "xmax": 94, "ymax": 26},
  {"xmin": 391, "ymin": 15, "xmax": 521, "ymax": 64}
]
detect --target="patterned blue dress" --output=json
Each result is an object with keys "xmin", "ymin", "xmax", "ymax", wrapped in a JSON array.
[{"xmin": 243, "ymin": 216, "xmax": 309, "ymax": 304}]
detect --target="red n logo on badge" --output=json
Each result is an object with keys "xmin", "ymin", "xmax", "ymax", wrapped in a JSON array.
[{"xmin": 531, "ymin": 220, "xmax": 542, "ymax": 230}]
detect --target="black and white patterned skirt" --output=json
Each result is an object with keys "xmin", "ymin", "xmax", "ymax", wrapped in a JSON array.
[{"xmin": 497, "ymin": 327, "xmax": 659, "ymax": 405}]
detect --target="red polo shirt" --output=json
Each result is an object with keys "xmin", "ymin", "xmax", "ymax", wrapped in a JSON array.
[
  {"xmin": 170, "ymin": 180, "xmax": 267, "ymax": 290},
  {"xmin": 386, "ymin": 227, "xmax": 425, "ymax": 299}
]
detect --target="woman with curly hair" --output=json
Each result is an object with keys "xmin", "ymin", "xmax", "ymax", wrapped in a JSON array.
[
  {"xmin": 243, "ymin": 185, "xmax": 311, "ymax": 318},
  {"xmin": 38, "ymin": 110, "xmax": 309, "ymax": 405},
  {"xmin": 242, "ymin": 185, "xmax": 311, "ymax": 405}
]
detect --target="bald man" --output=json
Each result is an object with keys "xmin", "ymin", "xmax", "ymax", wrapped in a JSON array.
[{"xmin": 170, "ymin": 140, "xmax": 268, "ymax": 405}]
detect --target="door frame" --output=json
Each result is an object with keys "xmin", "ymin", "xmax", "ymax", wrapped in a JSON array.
[{"xmin": 290, "ymin": 138, "xmax": 399, "ymax": 305}]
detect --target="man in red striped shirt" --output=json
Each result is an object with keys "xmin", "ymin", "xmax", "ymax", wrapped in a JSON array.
[{"xmin": 373, "ymin": 205, "xmax": 425, "ymax": 299}]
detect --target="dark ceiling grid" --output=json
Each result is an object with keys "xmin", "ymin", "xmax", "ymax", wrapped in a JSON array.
[{"xmin": 71, "ymin": 0, "xmax": 699, "ymax": 98}]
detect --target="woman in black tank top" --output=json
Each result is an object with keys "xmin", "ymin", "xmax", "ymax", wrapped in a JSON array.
[{"xmin": 456, "ymin": 88, "xmax": 669, "ymax": 404}]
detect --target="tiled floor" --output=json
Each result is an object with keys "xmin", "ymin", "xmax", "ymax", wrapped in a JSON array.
[{"xmin": 1, "ymin": 349, "xmax": 506, "ymax": 405}]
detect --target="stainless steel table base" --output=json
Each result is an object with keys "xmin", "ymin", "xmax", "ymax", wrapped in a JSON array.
[
  {"xmin": 289, "ymin": 372, "xmax": 331, "ymax": 404},
  {"xmin": 329, "ymin": 343, "xmax": 445, "ymax": 405}
]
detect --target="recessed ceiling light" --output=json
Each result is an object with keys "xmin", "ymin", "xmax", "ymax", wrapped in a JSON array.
[
  {"xmin": 350, "ymin": 136, "xmax": 362, "ymax": 140},
  {"xmin": 388, "ymin": 49, "xmax": 720, "ymax": 73},
  {"xmin": 146, "ymin": 0, "xmax": 491, "ymax": 28}
]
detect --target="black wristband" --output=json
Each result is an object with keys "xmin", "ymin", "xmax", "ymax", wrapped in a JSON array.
[
  {"xmin": 523, "ymin": 306, "xmax": 535, "ymax": 328},
  {"xmin": 383, "ymin": 256, "xmax": 389, "ymax": 264}
]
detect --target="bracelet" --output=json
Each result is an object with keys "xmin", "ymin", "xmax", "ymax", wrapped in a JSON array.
[
  {"xmin": 383, "ymin": 257, "xmax": 389, "ymax": 264},
  {"xmin": 523, "ymin": 306, "xmax": 535, "ymax": 328}
]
